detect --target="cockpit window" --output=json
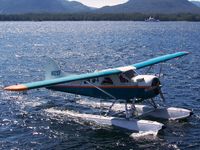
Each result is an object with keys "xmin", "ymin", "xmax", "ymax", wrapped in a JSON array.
[
  {"xmin": 119, "ymin": 75, "xmax": 129, "ymax": 83},
  {"xmin": 123, "ymin": 70, "xmax": 136, "ymax": 79}
]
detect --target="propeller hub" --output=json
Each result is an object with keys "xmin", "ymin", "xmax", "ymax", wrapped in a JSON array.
[{"xmin": 151, "ymin": 77, "xmax": 161, "ymax": 95}]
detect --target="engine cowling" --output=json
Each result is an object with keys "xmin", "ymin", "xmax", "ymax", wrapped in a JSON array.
[{"xmin": 132, "ymin": 75, "xmax": 161, "ymax": 99}]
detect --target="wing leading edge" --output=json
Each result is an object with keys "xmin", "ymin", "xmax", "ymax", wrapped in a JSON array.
[
  {"xmin": 4, "ymin": 51, "xmax": 189, "ymax": 91},
  {"xmin": 132, "ymin": 51, "xmax": 189, "ymax": 69}
]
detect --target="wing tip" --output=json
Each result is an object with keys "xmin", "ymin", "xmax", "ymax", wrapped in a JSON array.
[
  {"xmin": 4, "ymin": 84, "xmax": 28, "ymax": 91},
  {"xmin": 181, "ymin": 51, "xmax": 190, "ymax": 55}
]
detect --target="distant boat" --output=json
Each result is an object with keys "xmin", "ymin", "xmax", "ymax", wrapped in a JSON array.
[{"xmin": 145, "ymin": 16, "xmax": 160, "ymax": 22}]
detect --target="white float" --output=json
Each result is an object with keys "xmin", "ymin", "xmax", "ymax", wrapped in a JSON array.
[
  {"xmin": 77, "ymin": 100, "xmax": 192, "ymax": 120},
  {"xmin": 45, "ymin": 108, "xmax": 163, "ymax": 136}
]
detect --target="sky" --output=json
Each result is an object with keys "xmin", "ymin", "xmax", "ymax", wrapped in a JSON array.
[
  {"xmin": 69, "ymin": 0, "xmax": 129, "ymax": 8},
  {"xmin": 69, "ymin": 0, "xmax": 200, "ymax": 8}
]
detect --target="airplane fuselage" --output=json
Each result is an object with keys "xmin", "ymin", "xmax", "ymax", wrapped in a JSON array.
[{"xmin": 47, "ymin": 74, "xmax": 161, "ymax": 100}]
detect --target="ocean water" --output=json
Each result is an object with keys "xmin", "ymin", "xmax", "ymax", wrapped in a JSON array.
[{"xmin": 0, "ymin": 21, "xmax": 200, "ymax": 149}]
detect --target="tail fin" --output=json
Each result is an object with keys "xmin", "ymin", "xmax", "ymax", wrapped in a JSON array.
[{"xmin": 44, "ymin": 57, "xmax": 66, "ymax": 80}]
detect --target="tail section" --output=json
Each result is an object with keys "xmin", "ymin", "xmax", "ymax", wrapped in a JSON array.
[{"xmin": 44, "ymin": 57, "xmax": 66, "ymax": 80}]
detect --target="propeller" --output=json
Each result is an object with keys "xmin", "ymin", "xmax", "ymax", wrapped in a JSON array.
[
  {"xmin": 150, "ymin": 64, "xmax": 166, "ymax": 103},
  {"xmin": 158, "ymin": 64, "xmax": 166, "ymax": 103},
  {"xmin": 145, "ymin": 63, "xmax": 166, "ymax": 103},
  {"xmin": 159, "ymin": 87, "xmax": 165, "ymax": 102},
  {"xmin": 158, "ymin": 63, "xmax": 162, "ymax": 78}
]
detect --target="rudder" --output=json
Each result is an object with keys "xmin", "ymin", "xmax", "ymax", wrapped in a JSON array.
[{"xmin": 44, "ymin": 57, "xmax": 66, "ymax": 80}]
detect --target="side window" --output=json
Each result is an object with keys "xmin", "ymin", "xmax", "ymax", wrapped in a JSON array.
[
  {"xmin": 119, "ymin": 75, "xmax": 129, "ymax": 83},
  {"xmin": 83, "ymin": 79, "xmax": 90, "ymax": 84},
  {"xmin": 124, "ymin": 70, "xmax": 136, "ymax": 79},
  {"xmin": 101, "ymin": 77, "xmax": 113, "ymax": 85},
  {"xmin": 92, "ymin": 78, "xmax": 96, "ymax": 83},
  {"xmin": 83, "ymin": 78, "xmax": 99, "ymax": 84}
]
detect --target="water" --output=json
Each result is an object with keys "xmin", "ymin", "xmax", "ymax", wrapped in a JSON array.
[{"xmin": 0, "ymin": 21, "xmax": 200, "ymax": 149}]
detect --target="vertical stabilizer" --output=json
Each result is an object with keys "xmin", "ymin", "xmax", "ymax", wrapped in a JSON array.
[{"xmin": 44, "ymin": 57, "xmax": 66, "ymax": 80}]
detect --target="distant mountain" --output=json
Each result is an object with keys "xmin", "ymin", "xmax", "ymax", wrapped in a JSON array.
[
  {"xmin": 97, "ymin": 0, "xmax": 200, "ymax": 14},
  {"xmin": 0, "ymin": 0, "xmax": 200, "ymax": 15},
  {"xmin": 0, "ymin": 0, "xmax": 90, "ymax": 14},
  {"xmin": 191, "ymin": 1, "xmax": 200, "ymax": 7}
]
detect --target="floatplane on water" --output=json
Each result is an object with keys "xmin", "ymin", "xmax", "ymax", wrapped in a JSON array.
[{"xmin": 4, "ymin": 51, "xmax": 192, "ymax": 136}]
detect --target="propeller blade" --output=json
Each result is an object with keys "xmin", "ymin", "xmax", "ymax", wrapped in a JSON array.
[
  {"xmin": 159, "ymin": 89, "xmax": 166, "ymax": 102},
  {"xmin": 158, "ymin": 64, "xmax": 162, "ymax": 78}
]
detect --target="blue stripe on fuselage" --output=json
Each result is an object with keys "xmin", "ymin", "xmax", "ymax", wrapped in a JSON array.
[{"xmin": 47, "ymin": 85, "xmax": 157, "ymax": 99}]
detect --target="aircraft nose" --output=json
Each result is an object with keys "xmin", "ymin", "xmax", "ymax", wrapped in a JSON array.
[{"xmin": 151, "ymin": 77, "xmax": 161, "ymax": 95}]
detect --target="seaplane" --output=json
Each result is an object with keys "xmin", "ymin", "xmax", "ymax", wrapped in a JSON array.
[{"xmin": 4, "ymin": 51, "xmax": 192, "ymax": 136}]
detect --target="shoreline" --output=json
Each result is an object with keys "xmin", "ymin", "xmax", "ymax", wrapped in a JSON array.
[{"xmin": 0, "ymin": 13, "xmax": 200, "ymax": 21}]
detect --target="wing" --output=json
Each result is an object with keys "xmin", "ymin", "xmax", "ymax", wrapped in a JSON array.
[
  {"xmin": 4, "ymin": 51, "xmax": 189, "ymax": 91},
  {"xmin": 132, "ymin": 51, "xmax": 189, "ymax": 69}
]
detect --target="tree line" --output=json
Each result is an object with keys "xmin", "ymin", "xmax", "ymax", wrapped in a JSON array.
[{"xmin": 0, "ymin": 13, "xmax": 200, "ymax": 21}]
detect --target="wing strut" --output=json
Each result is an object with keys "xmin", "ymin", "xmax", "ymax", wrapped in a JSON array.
[
  {"xmin": 85, "ymin": 82, "xmax": 116, "ymax": 100},
  {"xmin": 85, "ymin": 81, "xmax": 118, "ymax": 116}
]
